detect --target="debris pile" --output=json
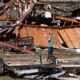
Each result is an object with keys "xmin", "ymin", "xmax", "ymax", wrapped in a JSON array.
[
  {"xmin": 0, "ymin": 0, "xmax": 80, "ymax": 79},
  {"xmin": 0, "ymin": 0, "xmax": 80, "ymax": 49}
]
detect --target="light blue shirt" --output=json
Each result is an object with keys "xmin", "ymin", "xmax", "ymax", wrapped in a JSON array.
[{"xmin": 48, "ymin": 34, "xmax": 54, "ymax": 47}]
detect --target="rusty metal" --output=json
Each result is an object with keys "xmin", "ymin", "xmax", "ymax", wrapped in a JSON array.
[
  {"xmin": 8, "ymin": 36, "xmax": 34, "ymax": 49},
  {"xmin": 0, "ymin": 41, "xmax": 35, "ymax": 54}
]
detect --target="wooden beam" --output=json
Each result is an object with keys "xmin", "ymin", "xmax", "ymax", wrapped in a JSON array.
[
  {"xmin": 0, "ymin": 41, "xmax": 35, "ymax": 54},
  {"xmin": 55, "ymin": 16, "xmax": 80, "ymax": 24}
]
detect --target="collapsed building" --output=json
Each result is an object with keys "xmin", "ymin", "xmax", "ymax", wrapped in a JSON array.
[
  {"xmin": 0, "ymin": 0, "xmax": 80, "ymax": 79},
  {"xmin": 0, "ymin": 0, "xmax": 80, "ymax": 52}
]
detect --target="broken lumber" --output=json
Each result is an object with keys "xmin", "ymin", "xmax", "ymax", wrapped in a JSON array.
[
  {"xmin": 55, "ymin": 15, "xmax": 80, "ymax": 24},
  {"xmin": 0, "ymin": 41, "xmax": 35, "ymax": 54}
]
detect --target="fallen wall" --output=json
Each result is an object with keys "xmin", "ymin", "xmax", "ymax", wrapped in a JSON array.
[
  {"xmin": 18, "ymin": 25, "xmax": 60, "ymax": 48},
  {"xmin": 17, "ymin": 25, "xmax": 80, "ymax": 48}
]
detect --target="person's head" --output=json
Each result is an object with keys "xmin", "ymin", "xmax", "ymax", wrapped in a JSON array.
[{"xmin": 49, "ymin": 32, "xmax": 53, "ymax": 35}]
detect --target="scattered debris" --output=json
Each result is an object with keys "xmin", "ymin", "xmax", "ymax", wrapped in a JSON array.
[{"xmin": 0, "ymin": 0, "xmax": 80, "ymax": 80}]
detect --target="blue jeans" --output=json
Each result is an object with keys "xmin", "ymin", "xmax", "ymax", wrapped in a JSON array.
[{"xmin": 48, "ymin": 47, "xmax": 54, "ymax": 54}]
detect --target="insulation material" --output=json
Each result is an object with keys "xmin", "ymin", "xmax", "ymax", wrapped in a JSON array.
[{"xmin": 44, "ymin": 11, "xmax": 52, "ymax": 18}]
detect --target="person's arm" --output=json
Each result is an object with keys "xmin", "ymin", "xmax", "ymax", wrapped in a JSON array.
[{"xmin": 48, "ymin": 35, "xmax": 52, "ymax": 42}]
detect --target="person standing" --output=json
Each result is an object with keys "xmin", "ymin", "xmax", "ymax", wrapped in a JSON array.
[{"xmin": 47, "ymin": 32, "xmax": 54, "ymax": 62}]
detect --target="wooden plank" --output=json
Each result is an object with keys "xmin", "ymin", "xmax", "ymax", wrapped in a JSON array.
[
  {"xmin": 58, "ymin": 29, "xmax": 74, "ymax": 48},
  {"xmin": 19, "ymin": 25, "xmax": 61, "ymax": 48},
  {"xmin": 64, "ymin": 28, "xmax": 80, "ymax": 48},
  {"xmin": 37, "ymin": 27, "xmax": 60, "ymax": 47},
  {"xmin": 55, "ymin": 16, "xmax": 80, "ymax": 24},
  {"xmin": 75, "ymin": 27, "xmax": 80, "ymax": 37},
  {"xmin": 31, "ymin": 26, "xmax": 40, "ymax": 46},
  {"xmin": 5, "ymin": 61, "xmax": 50, "ymax": 67},
  {"xmin": 52, "ymin": 29, "xmax": 60, "ymax": 48},
  {"xmin": 41, "ymin": 28, "xmax": 48, "ymax": 46},
  {"xmin": 18, "ymin": 25, "xmax": 80, "ymax": 48},
  {"xmin": 19, "ymin": 26, "xmax": 28, "ymax": 37},
  {"xmin": 39, "ymin": 27, "xmax": 52, "ymax": 47},
  {"xmin": 39, "ymin": 28, "xmax": 48, "ymax": 47},
  {"xmin": 71, "ymin": 28, "xmax": 80, "ymax": 47},
  {"xmin": 0, "ymin": 42, "xmax": 35, "ymax": 54}
]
